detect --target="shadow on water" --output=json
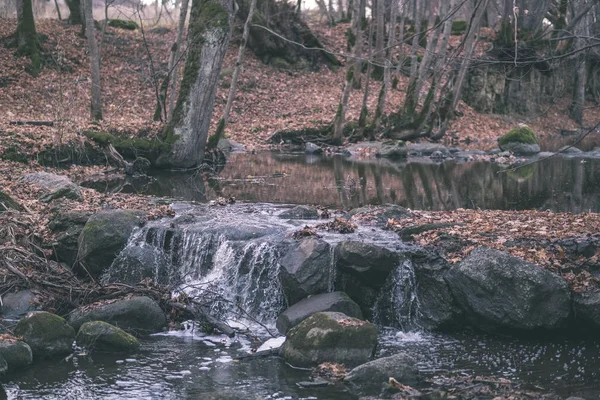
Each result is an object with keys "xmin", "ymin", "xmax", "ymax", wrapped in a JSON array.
[{"xmin": 95, "ymin": 152, "xmax": 600, "ymax": 213}]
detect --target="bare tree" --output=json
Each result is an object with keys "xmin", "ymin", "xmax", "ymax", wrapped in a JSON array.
[
  {"xmin": 161, "ymin": 0, "xmax": 234, "ymax": 168},
  {"xmin": 15, "ymin": 0, "xmax": 41, "ymax": 75},
  {"xmin": 373, "ymin": 0, "xmax": 398, "ymax": 128},
  {"xmin": 167, "ymin": 0, "xmax": 190, "ymax": 121},
  {"xmin": 84, "ymin": 0, "xmax": 102, "ymax": 120}
]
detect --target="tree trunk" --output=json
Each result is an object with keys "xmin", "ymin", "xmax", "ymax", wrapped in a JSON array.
[
  {"xmin": 66, "ymin": 0, "xmax": 82, "ymax": 25},
  {"xmin": 54, "ymin": 0, "xmax": 62, "ymax": 20},
  {"xmin": 351, "ymin": 0, "xmax": 365, "ymax": 89},
  {"xmin": 358, "ymin": 21, "xmax": 374, "ymax": 132},
  {"xmin": 332, "ymin": 0, "xmax": 362, "ymax": 142},
  {"xmin": 16, "ymin": 0, "xmax": 41, "ymax": 76},
  {"xmin": 402, "ymin": 0, "xmax": 423, "ymax": 116},
  {"xmin": 162, "ymin": 0, "xmax": 233, "ymax": 168},
  {"xmin": 570, "ymin": 56, "xmax": 587, "ymax": 124},
  {"xmin": 166, "ymin": 0, "xmax": 190, "ymax": 122},
  {"xmin": 373, "ymin": 0, "xmax": 397, "ymax": 128},
  {"xmin": 217, "ymin": 0, "xmax": 258, "ymax": 136},
  {"xmin": 373, "ymin": 0, "xmax": 385, "ymax": 80},
  {"xmin": 327, "ymin": 0, "xmax": 335, "ymax": 26},
  {"xmin": 84, "ymin": 0, "xmax": 102, "ymax": 120}
]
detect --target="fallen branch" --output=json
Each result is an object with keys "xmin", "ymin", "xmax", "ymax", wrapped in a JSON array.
[{"xmin": 9, "ymin": 120, "xmax": 54, "ymax": 127}]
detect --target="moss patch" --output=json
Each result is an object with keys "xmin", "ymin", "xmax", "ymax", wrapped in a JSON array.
[
  {"xmin": 76, "ymin": 321, "xmax": 139, "ymax": 352},
  {"xmin": 498, "ymin": 126, "xmax": 538, "ymax": 146},
  {"xmin": 451, "ymin": 20, "xmax": 468, "ymax": 35},
  {"xmin": 108, "ymin": 19, "xmax": 139, "ymax": 30}
]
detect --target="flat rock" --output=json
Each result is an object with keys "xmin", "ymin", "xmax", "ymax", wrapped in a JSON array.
[
  {"xmin": 279, "ymin": 205, "xmax": 320, "ymax": 220},
  {"xmin": 276, "ymin": 292, "xmax": 362, "ymax": 334},
  {"xmin": 21, "ymin": 172, "xmax": 82, "ymax": 202},
  {"xmin": 344, "ymin": 352, "xmax": 419, "ymax": 394},
  {"xmin": 407, "ymin": 143, "xmax": 449, "ymax": 156},
  {"xmin": 1, "ymin": 290, "xmax": 40, "ymax": 319}
]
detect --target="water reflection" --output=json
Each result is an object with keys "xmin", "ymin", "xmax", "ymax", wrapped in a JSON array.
[{"xmin": 112, "ymin": 153, "xmax": 600, "ymax": 213}]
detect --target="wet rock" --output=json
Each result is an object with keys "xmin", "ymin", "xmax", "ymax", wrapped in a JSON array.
[
  {"xmin": 305, "ymin": 142, "xmax": 322, "ymax": 154},
  {"xmin": 76, "ymin": 321, "xmax": 140, "ymax": 352},
  {"xmin": 280, "ymin": 312, "xmax": 377, "ymax": 368},
  {"xmin": 279, "ymin": 238, "xmax": 332, "ymax": 305},
  {"xmin": 498, "ymin": 126, "xmax": 540, "ymax": 155},
  {"xmin": 430, "ymin": 150, "xmax": 446, "ymax": 160},
  {"xmin": 573, "ymin": 292, "xmax": 600, "ymax": 329},
  {"xmin": 445, "ymin": 247, "xmax": 571, "ymax": 332},
  {"xmin": 1, "ymin": 290, "xmax": 40, "ymax": 319},
  {"xmin": 0, "ymin": 356, "xmax": 6, "ymax": 375},
  {"xmin": 77, "ymin": 209, "xmax": 145, "ymax": 277},
  {"xmin": 376, "ymin": 143, "xmax": 408, "ymax": 159},
  {"xmin": 0, "ymin": 190, "xmax": 22, "ymax": 212},
  {"xmin": 276, "ymin": 292, "xmax": 362, "ymax": 334},
  {"xmin": 348, "ymin": 204, "xmax": 411, "ymax": 225},
  {"xmin": 0, "ymin": 339, "xmax": 33, "ymax": 370},
  {"xmin": 68, "ymin": 296, "xmax": 167, "ymax": 336},
  {"xmin": 14, "ymin": 311, "xmax": 75, "ymax": 358},
  {"xmin": 48, "ymin": 210, "xmax": 92, "ymax": 267},
  {"xmin": 217, "ymin": 138, "xmax": 245, "ymax": 152},
  {"xmin": 409, "ymin": 248, "xmax": 461, "ymax": 330},
  {"xmin": 336, "ymin": 241, "xmax": 399, "ymax": 287},
  {"xmin": 407, "ymin": 143, "xmax": 449, "ymax": 156},
  {"xmin": 558, "ymin": 145, "xmax": 583, "ymax": 155},
  {"xmin": 344, "ymin": 352, "xmax": 419, "ymax": 394},
  {"xmin": 279, "ymin": 205, "xmax": 320, "ymax": 220},
  {"xmin": 21, "ymin": 172, "xmax": 82, "ymax": 202},
  {"xmin": 102, "ymin": 245, "xmax": 169, "ymax": 285}
]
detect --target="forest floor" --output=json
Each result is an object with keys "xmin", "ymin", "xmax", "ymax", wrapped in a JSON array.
[{"xmin": 0, "ymin": 16, "xmax": 599, "ymax": 291}]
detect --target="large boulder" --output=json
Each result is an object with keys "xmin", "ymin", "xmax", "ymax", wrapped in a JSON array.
[
  {"xmin": 276, "ymin": 292, "xmax": 362, "ymax": 334},
  {"xmin": 0, "ymin": 339, "xmax": 33, "ymax": 370},
  {"xmin": 335, "ymin": 241, "xmax": 401, "ymax": 318},
  {"xmin": 77, "ymin": 209, "xmax": 144, "ymax": 277},
  {"xmin": 498, "ymin": 125, "xmax": 540, "ymax": 155},
  {"xmin": 344, "ymin": 352, "xmax": 419, "ymax": 394},
  {"xmin": 573, "ymin": 291, "xmax": 600, "ymax": 330},
  {"xmin": 21, "ymin": 172, "xmax": 82, "ymax": 202},
  {"xmin": 280, "ymin": 312, "xmax": 377, "ymax": 368},
  {"xmin": 48, "ymin": 210, "xmax": 92, "ymax": 267},
  {"xmin": 279, "ymin": 238, "xmax": 332, "ymax": 305},
  {"xmin": 76, "ymin": 321, "xmax": 140, "ymax": 352},
  {"xmin": 68, "ymin": 296, "xmax": 166, "ymax": 336},
  {"xmin": 14, "ymin": 312, "xmax": 75, "ymax": 358},
  {"xmin": 0, "ymin": 290, "xmax": 40, "ymax": 319},
  {"xmin": 445, "ymin": 247, "xmax": 571, "ymax": 332},
  {"xmin": 101, "ymin": 245, "xmax": 169, "ymax": 285},
  {"xmin": 409, "ymin": 248, "xmax": 461, "ymax": 330}
]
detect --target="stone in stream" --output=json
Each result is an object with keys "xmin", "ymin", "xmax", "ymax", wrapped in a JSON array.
[
  {"xmin": 0, "ymin": 339, "xmax": 33, "ymax": 370},
  {"xmin": 304, "ymin": 142, "xmax": 322, "ymax": 154},
  {"xmin": 278, "ymin": 238, "xmax": 332, "ymax": 305},
  {"xmin": 102, "ymin": 245, "xmax": 169, "ymax": 285},
  {"xmin": 0, "ymin": 356, "xmax": 6, "ymax": 375},
  {"xmin": 0, "ymin": 290, "xmax": 41, "ymax": 319},
  {"xmin": 21, "ymin": 172, "xmax": 83, "ymax": 202},
  {"xmin": 497, "ymin": 125, "xmax": 540, "ymax": 155},
  {"xmin": 76, "ymin": 321, "xmax": 140, "ymax": 353},
  {"xmin": 276, "ymin": 292, "xmax": 363, "ymax": 334},
  {"xmin": 278, "ymin": 205, "xmax": 320, "ymax": 220},
  {"xmin": 573, "ymin": 292, "xmax": 600, "ymax": 330},
  {"xmin": 68, "ymin": 296, "xmax": 167, "ymax": 336},
  {"xmin": 344, "ymin": 352, "xmax": 419, "ymax": 394},
  {"xmin": 280, "ymin": 312, "xmax": 377, "ymax": 368},
  {"xmin": 14, "ymin": 311, "xmax": 75, "ymax": 359},
  {"xmin": 48, "ymin": 210, "xmax": 92, "ymax": 268},
  {"xmin": 77, "ymin": 209, "xmax": 145, "ymax": 277},
  {"xmin": 445, "ymin": 247, "xmax": 571, "ymax": 332}
]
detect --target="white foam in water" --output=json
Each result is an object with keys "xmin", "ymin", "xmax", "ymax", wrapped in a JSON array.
[
  {"xmin": 256, "ymin": 336, "xmax": 286, "ymax": 353},
  {"xmin": 215, "ymin": 356, "xmax": 233, "ymax": 363},
  {"xmin": 395, "ymin": 331, "xmax": 426, "ymax": 342}
]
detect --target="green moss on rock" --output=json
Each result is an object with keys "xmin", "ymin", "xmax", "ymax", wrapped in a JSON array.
[
  {"xmin": 76, "ymin": 321, "xmax": 140, "ymax": 352},
  {"xmin": 451, "ymin": 20, "xmax": 468, "ymax": 35},
  {"xmin": 108, "ymin": 19, "xmax": 138, "ymax": 30},
  {"xmin": 14, "ymin": 311, "xmax": 75, "ymax": 359},
  {"xmin": 498, "ymin": 125, "xmax": 538, "ymax": 145}
]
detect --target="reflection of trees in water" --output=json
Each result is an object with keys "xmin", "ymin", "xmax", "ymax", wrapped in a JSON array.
[{"xmin": 140, "ymin": 153, "xmax": 600, "ymax": 213}]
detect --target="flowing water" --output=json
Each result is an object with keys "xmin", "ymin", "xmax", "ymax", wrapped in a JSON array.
[{"xmin": 6, "ymin": 152, "xmax": 600, "ymax": 398}]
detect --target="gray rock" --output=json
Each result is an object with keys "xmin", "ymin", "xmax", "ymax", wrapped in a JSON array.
[
  {"xmin": 1, "ymin": 290, "xmax": 40, "ymax": 319},
  {"xmin": 279, "ymin": 205, "xmax": 320, "ymax": 220},
  {"xmin": 348, "ymin": 204, "xmax": 412, "ymax": 225},
  {"xmin": 0, "ymin": 339, "xmax": 33, "ymax": 370},
  {"xmin": 14, "ymin": 311, "xmax": 75, "ymax": 359},
  {"xmin": 68, "ymin": 296, "xmax": 167, "ymax": 336},
  {"xmin": 377, "ymin": 144, "xmax": 408, "ymax": 159},
  {"xmin": 102, "ymin": 245, "xmax": 169, "ymax": 285},
  {"xmin": 76, "ymin": 321, "xmax": 140, "ymax": 352},
  {"xmin": 77, "ymin": 209, "xmax": 144, "ymax": 277},
  {"xmin": 573, "ymin": 292, "xmax": 600, "ymax": 329},
  {"xmin": 557, "ymin": 145, "xmax": 583, "ymax": 154},
  {"xmin": 48, "ymin": 210, "xmax": 92, "ymax": 267},
  {"xmin": 0, "ymin": 356, "xmax": 6, "ymax": 375},
  {"xmin": 21, "ymin": 172, "xmax": 82, "ymax": 202},
  {"xmin": 276, "ymin": 292, "xmax": 362, "ymax": 334},
  {"xmin": 407, "ymin": 143, "xmax": 449, "ymax": 156},
  {"xmin": 498, "ymin": 142, "xmax": 540, "ymax": 155},
  {"xmin": 279, "ymin": 238, "xmax": 333, "ymax": 305},
  {"xmin": 430, "ymin": 150, "xmax": 446, "ymax": 160},
  {"xmin": 336, "ymin": 241, "xmax": 399, "ymax": 287},
  {"xmin": 305, "ymin": 142, "xmax": 323, "ymax": 154},
  {"xmin": 217, "ymin": 138, "xmax": 245, "ymax": 152},
  {"xmin": 445, "ymin": 247, "xmax": 571, "ymax": 332},
  {"xmin": 344, "ymin": 352, "xmax": 419, "ymax": 394},
  {"xmin": 280, "ymin": 312, "xmax": 377, "ymax": 368}
]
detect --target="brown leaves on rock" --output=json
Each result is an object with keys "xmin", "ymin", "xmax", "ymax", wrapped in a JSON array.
[
  {"xmin": 312, "ymin": 362, "xmax": 347, "ymax": 382},
  {"xmin": 316, "ymin": 217, "xmax": 357, "ymax": 234}
]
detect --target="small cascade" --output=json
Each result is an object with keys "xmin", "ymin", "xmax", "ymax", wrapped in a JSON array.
[{"xmin": 372, "ymin": 258, "xmax": 420, "ymax": 330}]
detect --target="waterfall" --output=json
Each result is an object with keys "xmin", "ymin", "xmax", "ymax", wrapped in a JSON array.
[{"xmin": 372, "ymin": 258, "xmax": 420, "ymax": 330}]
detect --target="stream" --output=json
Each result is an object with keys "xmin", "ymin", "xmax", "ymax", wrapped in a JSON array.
[{"xmin": 4, "ymin": 153, "xmax": 600, "ymax": 399}]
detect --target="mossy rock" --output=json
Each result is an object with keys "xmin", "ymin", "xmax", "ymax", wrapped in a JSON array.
[
  {"xmin": 498, "ymin": 126, "xmax": 540, "ymax": 155},
  {"xmin": 0, "ymin": 339, "xmax": 33, "ymax": 370},
  {"xmin": 14, "ymin": 312, "xmax": 75, "ymax": 359},
  {"xmin": 451, "ymin": 20, "xmax": 468, "ymax": 35},
  {"xmin": 0, "ymin": 190, "xmax": 22, "ymax": 212},
  {"xmin": 506, "ymin": 163, "xmax": 537, "ymax": 182},
  {"xmin": 108, "ymin": 19, "xmax": 138, "ymax": 30},
  {"xmin": 76, "ymin": 321, "xmax": 140, "ymax": 353},
  {"xmin": 280, "ymin": 311, "xmax": 377, "ymax": 368}
]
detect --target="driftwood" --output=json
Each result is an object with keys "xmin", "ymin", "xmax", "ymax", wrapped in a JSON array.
[
  {"xmin": 167, "ymin": 301, "xmax": 235, "ymax": 337},
  {"xmin": 9, "ymin": 120, "xmax": 54, "ymax": 127},
  {"xmin": 103, "ymin": 144, "xmax": 150, "ymax": 176}
]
